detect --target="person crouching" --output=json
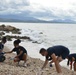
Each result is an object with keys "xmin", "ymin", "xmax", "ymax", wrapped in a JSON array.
[{"xmin": 5, "ymin": 39, "xmax": 27, "ymax": 67}]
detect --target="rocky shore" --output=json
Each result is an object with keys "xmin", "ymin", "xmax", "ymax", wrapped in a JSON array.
[
  {"xmin": 0, "ymin": 24, "xmax": 43, "ymax": 44},
  {"xmin": 0, "ymin": 24, "xmax": 31, "ymax": 41}
]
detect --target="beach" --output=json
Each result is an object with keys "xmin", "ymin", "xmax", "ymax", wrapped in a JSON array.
[
  {"xmin": 0, "ymin": 46, "xmax": 75, "ymax": 75},
  {"xmin": 1, "ymin": 22, "xmax": 76, "ymax": 66},
  {"xmin": 0, "ymin": 22, "xmax": 76, "ymax": 75}
]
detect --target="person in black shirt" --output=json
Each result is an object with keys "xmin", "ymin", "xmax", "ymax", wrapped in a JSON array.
[
  {"xmin": 39, "ymin": 45, "xmax": 70, "ymax": 73},
  {"xmin": 67, "ymin": 53, "xmax": 76, "ymax": 71},
  {"xmin": 5, "ymin": 39, "xmax": 27, "ymax": 67}
]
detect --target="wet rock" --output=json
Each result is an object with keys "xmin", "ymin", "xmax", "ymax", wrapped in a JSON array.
[
  {"xmin": 39, "ymin": 32, "xmax": 43, "ymax": 34},
  {"xmin": 5, "ymin": 35, "xmax": 30, "ymax": 41},
  {"xmin": 0, "ymin": 24, "xmax": 21, "ymax": 34},
  {"xmin": 0, "ymin": 32, "xmax": 5, "ymax": 36}
]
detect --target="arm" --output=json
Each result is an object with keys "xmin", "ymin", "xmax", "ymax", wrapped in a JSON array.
[
  {"xmin": 70, "ymin": 61, "xmax": 73, "ymax": 70},
  {"xmin": 42, "ymin": 59, "xmax": 48, "ymax": 69},
  {"xmin": 5, "ymin": 50, "xmax": 13, "ymax": 54},
  {"xmin": 51, "ymin": 53, "xmax": 57, "ymax": 62}
]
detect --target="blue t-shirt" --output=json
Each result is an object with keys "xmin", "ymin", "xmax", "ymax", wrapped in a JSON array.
[{"xmin": 46, "ymin": 45, "xmax": 69, "ymax": 60}]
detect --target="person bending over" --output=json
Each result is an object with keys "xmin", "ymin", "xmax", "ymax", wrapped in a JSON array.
[
  {"xmin": 39, "ymin": 45, "xmax": 70, "ymax": 73},
  {"xmin": 5, "ymin": 39, "xmax": 27, "ymax": 67},
  {"xmin": 67, "ymin": 53, "xmax": 76, "ymax": 71}
]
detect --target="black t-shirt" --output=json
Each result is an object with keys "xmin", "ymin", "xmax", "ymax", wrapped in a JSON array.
[
  {"xmin": 12, "ymin": 46, "xmax": 27, "ymax": 55},
  {"xmin": 46, "ymin": 45, "xmax": 68, "ymax": 60}
]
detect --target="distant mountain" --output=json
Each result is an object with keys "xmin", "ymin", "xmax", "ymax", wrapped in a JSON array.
[
  {"xmin": 0, "ymin": 14, "xmax": 47, "ymax": 23},
  {"xmin": 0, "ymin": 14, "xmax": 76, "ymax": 23},
  {"xmin": 49, "ymin": 19, "xmax": 76, "ymax": 23}
]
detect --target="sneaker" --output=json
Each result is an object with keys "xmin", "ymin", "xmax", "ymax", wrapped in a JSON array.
[{"xmin": 23, "ymin": 64, "xmax": 27, "ymax": 67}]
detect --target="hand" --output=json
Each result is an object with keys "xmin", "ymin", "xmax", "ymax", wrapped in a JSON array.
[{"xmin": 15, "ymin": 56, "xmax": 18, "ymax": 58}]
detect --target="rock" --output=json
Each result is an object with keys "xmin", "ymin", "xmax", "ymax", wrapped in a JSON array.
[
  {"xmin": 0, "ymin": 24, "xmax": 21, "ymax": 34},
  {"xmin": 5, "ymin": 35, "xmax": 30, "ymax": 41},
  {"xmin": 4, "ymin": 25, "xmax": 16, "ymax": 31},
  {"xmin": 0, "ymin": 32, "xmax": 5, "ymax": 36},
  {"xmin": 39, "ymin": 32, "xmax": 43, "ymax": 34},
  {"xmin": 6, "ymin": 35, "xmax": 12, "ymax": 41}
]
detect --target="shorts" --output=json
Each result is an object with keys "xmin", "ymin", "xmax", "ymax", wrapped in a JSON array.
[
  {"xmin": 18, "ymin": 52, "xmax": 27, "ymax": 60},
  {"xmin": 61, "ymin": 48, "xmax": 70, "ymax": 59}
]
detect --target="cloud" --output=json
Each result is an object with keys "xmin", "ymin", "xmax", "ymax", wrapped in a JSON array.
[
  {"xmin": 0, "ymin": 0, "xmax": 29, "ymax": 14},
  {"xmin": 28, "ymin": 0, "xmax": 76, "ymax": 21},
  {"xmin": 0, "ymin": 0, "xmax": 76, "ymax": 21},
  {"xmin": 29, "ymin": 7, "xmax": 76, "ymax": 21}
]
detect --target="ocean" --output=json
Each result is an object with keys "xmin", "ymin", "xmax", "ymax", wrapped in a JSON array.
[{"xmin": 0, "ymin": 22, "xmax": 76, "ymax": 67}]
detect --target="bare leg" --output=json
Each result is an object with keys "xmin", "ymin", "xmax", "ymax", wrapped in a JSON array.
[
  {"xmin": 14, "ymin": 57, "xmax": 20, "ymax": 66},
  {"xmin": 55, "ymin": 60, "xmax": 62, "ymax": 73},
  {"xmin": 74, "ymin": 62, "xmax": 76, "ymax": 71},
  {"xmin": 51, "ymin": 54, "xmax": 62, "ymax": 73},
  {"xmin": 22, "ymin": 53, "xmax": 27, "ymax": 67},
  {"xmin": 55, "ymin": 57, "xmax": 63, "ymax": 73}
]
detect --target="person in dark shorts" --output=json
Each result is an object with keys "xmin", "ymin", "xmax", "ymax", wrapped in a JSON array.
[
  {"xmin": 39, "ymin": 45, "xmax": 70, "ymax": 73},
  {"xmin": 0, "ymin": 37, "xmax": 7, "ymax": 53},
  {"xmin": 5, "ymin": 39, "xmax": 27, "ymax": 67},
  {"xmin": 67, "ymin": 53, "xmax": 76, "ymax": 71},
  {"xmin": 0, "ymin": 37, "xmax": 7, "ymax": 62}
]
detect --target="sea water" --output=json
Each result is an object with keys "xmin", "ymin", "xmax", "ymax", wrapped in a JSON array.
[{"xmin": 0, "ymin": 22, "xmax": 76, "ymax": 67}]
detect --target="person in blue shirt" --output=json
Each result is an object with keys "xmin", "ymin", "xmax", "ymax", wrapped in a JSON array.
[
  {"xmin": 67, "ymin": 53, "xmax": 76, "ymax": 71},
  {"xmin": 39, "ymin": 45, "xmax": 70, "ymax": 73},
  {"xmin": 5, "ymin": 39, "xmax": 27, "ymax": 67},
  {"xmin": 0, "ymin": 37, "xmax": 7, "ymax": 62},
  {"xmin": 0, "ymin": 37, "xmax": 7, "ymax": 53}
]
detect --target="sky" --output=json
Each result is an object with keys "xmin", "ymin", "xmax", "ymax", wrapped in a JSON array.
[{"xmin": 0, "ymin": 0, "xmax": 76, "ymax": 21}]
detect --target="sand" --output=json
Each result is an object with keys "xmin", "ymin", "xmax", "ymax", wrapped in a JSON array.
[{"xmin": 0, "ymin": 46, "xmax": 76, "ymax": 75}]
